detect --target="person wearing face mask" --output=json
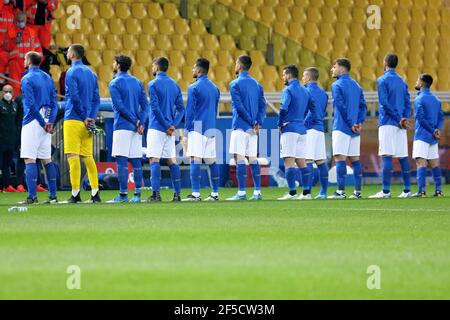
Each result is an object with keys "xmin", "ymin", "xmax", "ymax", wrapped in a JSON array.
[
  {"xmin": 0, "ymin": 84, "xmax": 21, "ymax": 192},
  {"xmin": 24, "ymin": 0, "xmax": 58, "ymax": 50},
  {"xmin": 6, "ymin": 11, "xmax": 42, "ymax": 97},
  {"xmin": 0, "ymin": 0, "xmax": 20, "ymax": 87}
]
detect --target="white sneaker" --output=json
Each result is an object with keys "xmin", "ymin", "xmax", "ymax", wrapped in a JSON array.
[
  {"xmin": 398, "ymin": 191, "xmax": 412, "ymax": 198},
  {"xmin": 278, "ymin": 193, "xmax": 297, "ymax": 200},
  {"xmin": 369, "ymin": 191, "xmax": 391, "ymax": 199},
  {"xmin": 298, "ymin": 194, "xmax": 312, "ymax": 200}
]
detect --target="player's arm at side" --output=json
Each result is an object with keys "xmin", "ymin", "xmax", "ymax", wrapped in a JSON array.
[
  {"xmin": 415, "ymin": 99, "xmax": 434, "ymax": 134},
  {"xmin": 331, "ymin": 83, "xmax": 353, "ymax": 129},
  {"xmin": 21, "ymin": 77, "xmax": 46, "ymax": 128},
  {"xmin": 172, "ymin": 85, "xmax": 185, "ymax": 128},
  {"xmin": 184, "ymin": 85, "xmax": 197, "ymax": 133},
  {"xmin": 48, "ymin": 77, "xmax": 59, "ymax": 125},
  {"xmin": 256, "ymin": 84, "xmax": 266, "ymax": 127},
  {"xmin": 278, "ymin": 88, "xmax": 291, "ymax": 128},
  {"xmin": 65, "ymin": 70, "xmax": 87, "ymax": 121},
  {"xmin": 377, "ymin": 79, "xmax": 401, "ymax": 124},
  {"xmin": 88, "ymin": 74, "xmax": 101, "ymax": 121},
  {"xmin": 230, "ymin": 82, "xmax": 253, "ymax": 126},
  {"xmin": 148, "ymin": 83, "xmax": 170, "ymax": 130},
  {"xmin": 138, "ymin": 81, "xmax": 149, "ymax": 128},
  {"xmin": 357, "ymin": 88, "xmax": 367, "ymax": 125},
  {"xmin": 109, "ymin": 80, "xmax": 138, "ymax": 125}
]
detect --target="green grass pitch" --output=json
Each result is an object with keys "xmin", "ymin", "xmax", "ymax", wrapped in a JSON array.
[{"xmin": 0, "ymin": 185, "xmax": 449, "ymax": 299}]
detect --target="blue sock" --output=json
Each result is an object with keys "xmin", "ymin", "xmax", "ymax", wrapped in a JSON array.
[
  {"xmin": 417, "ymin": 167, "xmax": 427, "ymax": 193},
  {"xmin": 169, "ymin": 163, "xmax": 181, "ymax": 194},
  {"xmin": 250, "ymin": 161, "xmax": 261, "ymax": 191},
  {"xmin": 150, "ymin": 162, "xmax": 161, "ymax": 192},
  {"xmin": 317, "ymin": 162, "xmax": 329, "ymax": 195},
  {"xmin": 432, "ymin": 167, "xmax": 442, "ymax": 192},
  {"xmin": 190, "ymin": 160, "xmax": 201, "ymax": 194},
  {"xmin": 352, "ymin": 160, "xmax": 362, "ymax": 192},
  {"xmin": 285, "ymin": 167, "xmax": 297, "ymax": 194},
  {"xmin": 25, "ymin": 163, "xmax": 38, "ymax": 199},
  {"xmin": 236, "ymin": 161, "xmax": 247, "ymax": 192},
  {"xmin": 209, "ymin": 163, "xmax": 219, "ymax": 193},
  {"xmin": 130, "ymin": 158, "xmax": 142, "ymax": 194},
  {"xmin": 336, "ymin": 161, "xmax": 347, "ymax": 191},
  {"xmin": 382, "ymin": 156, "xmax": 393, "ymax": 193},
  {"xmin": 44, "ymin": 162, "xmax": 57, "ymax": 198},
  {"xmin": 116, "ymin": 156, "xmax": 129, "ymax": 194},
  {"xmin": 399, "ymin": 157, "xmax": 411, "ymax": 193},
  {"xmin": 306, "ymin": 162, "xmax": 313, "ymax": 191},
  {"xmin": 300, "ymin": 167, "xmax": 310, "ymax": 194}
]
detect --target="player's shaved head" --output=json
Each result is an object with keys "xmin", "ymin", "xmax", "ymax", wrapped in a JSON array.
[
  {"xmin": 305, "ymin": 67, "xmax": 319, "ymax": 81},
  {"xmin": 69, "ymin": 44, "xmax": 85, "ymax": 60},
  {"xmin": 25, "ymin": 51, "xmax": 42, "ymax": 66},
  {"xmin": 384, "ymin": 53, "xmax": 398, "ymax": 69}
]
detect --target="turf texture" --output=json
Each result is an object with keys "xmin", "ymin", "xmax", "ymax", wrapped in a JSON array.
[{"xmin": 0, "ymin": 185, "xmax": 449, "ymax": 299}]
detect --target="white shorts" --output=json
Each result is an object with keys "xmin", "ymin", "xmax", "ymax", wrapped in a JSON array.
[
  {"xmin": 186, "ymin": 131, "xmax": 216, "ymax": 159},
  {"xmin": 146, "ymin": 129, "xmax": 176, "ymax": 159},
  {"xmin": 332, "ymin": 130, "xmax": 360, "ymax": 157},
  {"xmin": 280, "ymin": 132, "xmax": 307, "ymax": 159},
  {"xmin": 305, "ymin": 129, "xmax": 327, "ymax": 161},
  {"xmin": 20, "ymin": 120, "xmax": 51, "ymax": 159},
  {"xmin": 378, "ymin": 125, "xmax": 408, "ymax": 157},
  {"xmin": 229, "ymin": 129, "xmax": 258, "ymax": 157},
  {"xmin": 412, "ymin": 140, "xmax": 439, "ymax": 160},
  {"xmin": 112, "ymin": 130, "xmax": 143, "ymax": 158}
]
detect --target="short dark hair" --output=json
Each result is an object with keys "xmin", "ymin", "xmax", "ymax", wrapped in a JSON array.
[
  {"xmin": 238, "ymin": 55, "xmax": 252, "ymax": 71},
  {"xmin": 69, "ymin": 44, "xmax": 85, "ymax": 59},
  {"xmin": 283, "ymin": 64, "xmax": 299, "ymax": 79},
  {"xmin": 420, "ymin": 73, "xmax": 433, "ymax": 88},
  {"xmin": 305, "ymin": 67, "xmax": 319, "ymax": 81},
  {"xmin": 195, "ymin": 58, "xmax": 210, "ymax": 74},
  {"xmin": 114, "ymin": 54, "xmax": 132, "ymax": 72},
  {"xmin": 153, "ymin": 57, "xmax": 169, "ymax": 72},
  {"xmin": 384, "ymin": 53, "xmax": 398, "ymax": 68},
  {"xmin": 26, "ymin": 51, "xmax": 42, "ymax": 66},
  {"xmin": 334, "ymin": 58, "xmax": 351, "ymax": 71}
]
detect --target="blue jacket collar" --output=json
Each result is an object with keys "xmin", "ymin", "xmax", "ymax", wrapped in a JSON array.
[
  {"xmin": 419, "ymin": 88, "xmax": 431, "ymax": 95},
  {"xmin": 338, "ymin": 73, "xmax": 350, "ymax": 80},
  {"xmin": 287, "ymin": 79, "xmax": 299, "ymax": 86},
  {"xmin": 196, "ymin": 74, "xmax": 208, "ymax": 81},
  {"xmin": 385, "ymin": 69, "xmax": 396, "ymax": 74},
  {"xmin": 72, "ymin": 60, "xmax": 83, "ymax": 66},
  {"xmin": 238, "ymin": 71, "xmax": 250, "ymax": 78},
  {"xmin": 306, "ymin": 82, "xmax": 318, "ymax": 88},
  {"xmin": 156, "ymin": 72, "xmax": 167, "ymax": 78}
]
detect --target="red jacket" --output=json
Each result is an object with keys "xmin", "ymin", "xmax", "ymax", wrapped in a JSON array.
[
  {"xmin": 0, "ymin": 3, "xmax": 18, "ymax": 44},
  {"xmin": 7, "ymin": 24, "xmax": 42, "ymax": 60},
  {"xmin": 24, "ymin": 0, "xmax": 58, "ymax": 25}
]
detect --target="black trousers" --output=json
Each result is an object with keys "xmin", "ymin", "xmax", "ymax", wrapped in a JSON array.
[{"xmin": 0, "ymin": 145, "xmax": 14, "ymax": 189}]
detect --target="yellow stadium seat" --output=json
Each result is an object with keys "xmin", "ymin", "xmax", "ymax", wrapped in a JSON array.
[
  {"xmin": 214, "ymin": 4, "xmax": 229, "ymax": 20},
  {"xmin": 169, "ymin": 51, "xmax": 186, "ymax": 67},
  {"xmin": 199, "ymin": 5, "xmax": 214, "ymax": 20},
  {"xmin": 352, "ymin": 8, "xmax": 366, "ymax": 23},
  {"xmin": 55, "ymin": 33, "xmax": 72, "ymax": 47},
  {"xmin": 131, "ymin": 66, "xmax": 149, "ymax": 84},
  {"xmin": 350, "ymin": 23, "xmax": 365, "ymax": 39},
  {"xmin": 299, "ymin": 50, "xmax": 315, "ymax": 67},
  {"xmin": 234, "ymin": 49, "xmax": 248, "ymax": 60},
  {"xmin": 157, "ymin": 19, "xmax": 173, "ymax": 35},
  {"xmin": 332, "ymin": 37, "xmax": 348, "ymax": 55},
  {"xmin": 136, "ymin": 50, "xmax": 152, "ymax": 67},
  {"xmin": 239, "ymin": 35, "xmax": 255, "ymax": 51},
  {"xmin": 85, "ymin": 50, "xmax": 102, "ymax": 67},
  {"xmin": 182, "ymin": 65, "xmax": 193, "ymax": 80},
  {"xmin": 262, "ymin": 65, "xmax": 278, "ymax": 82},
  {"xmin": 92, "ymin": 18, "xmax": 109, "ymax": 35},
  {"xmin": 50, "ymin": 65, "xmax": 61, "ymax": 83},
  {"xmin": 89, "ymin": 34, "xmax": 106, "ymax": 50},
  {"xmin": 122, "ymin": 35, "xmax": 138, "ymax": 51},
  {"xmin": 291, "ymin": 7, "xmax": 306, "ymax": 23},
  {"xmin": 319, "ymin": 23, "xmax": 335, "ymax": 39},
  {"xmin": 250, "ymin": 50, "xmax": 266, "ymax": 67},
  {"xmin": 304, "ymin": 22, "xmax": 319, "ymax": 39},
  {"xmin": 231, "ymin": 0, "xmax": 248, "ymax": 12},
  {"xmin": 115, "ymin": 3, "xmax": 131, "ymax": 20},
  {"xmin": 317, "ymin": 38, "xmax": 333, "ymax": 58},
  {"xmin": 142, "ymin": 19, "xmax": 158, "ymax": 35},
  {"xmin": 264, "ymin": 0, "xmax": 278, "ymax": 6},
  {"xmin": 109, "ymin": 19, "xmax": 125, "ymax": 35},
  {"xmin": 334, "ymin": 22, "xmax": 351, "ymax": 39},
  {"xmin": 148, "ymin": 3, "xmax": 163, "ymax": 19},
  {"xmin": 210, "ymin": 20, "xmax": 227, "ymax": 35},
  {"xmin": 218, "ymin": 50, "xmax": 233, "ymax": 66},
  {"xmin": 72, "ymin": 33, "xmax": 88, "ymax": 46},
  {"xmin": 284, "ymin": 50, "xmax": 300, "ymax": 65},
  {"xmin": 261, "ymin": 79, "xmax": 276, "ymax": 92},
  {"xmin": 152, "ymin": 50, "xmax": 167, "ymax": 60},
  {"xmin": 124, "ymin": 19, "xmax": 141, "ymax": 36},
  {"xmin": 275, "ymin": 6, "xmax": 291, "ymax": 21},
  {"xmin": 139, "ymin": 34, "xmax": 155, "ymax": 51},
  {"xmin": 249, "ymin": 0, "xmax": 263, "ymax": 5},
  {"xmin": 79, "ymin": 18, "xmax": 93, "ymax": 34},
  {"xmin": 307, "ymin": 7, "xmax": 321, "ymax": 23},
  {"xmin": 164, "ymin": 3, "xmax": 179, "ymax": 19},
  {"xmin": 131, "ymin": 3, "xmax": 148, "ymax": 19},
  {"xmin": 99, "ymin": 66, "xmax": 114, "ymax": 83},
  {"xmin": 172, "ymin": 34, "xmax": 188, "ymax": 51},
  {"xmin": 220, "ymin": 35, "xmax": 236, "ymax": 50},
  {"xmin": 226, "ymin": 20, "xmax": 242, "ymax": 37},
  {"xmin": 274, "ymin": 22, "xmax": 289, "ymax": 38},
  {"xmin": 98, "ymin": 81, "xmax": 109, "ymax": 98},
  {"xmin": 185, "ymin": 50, "xmax": 200, "ymax": 66},
  {"xmin": 52, "ymin": 3, "xmax": 64, "ymax": 19},
  {"xmin": 203, "ymin": 34, "xmax": 220, "ymax": 51},
  {"xmin": 188, "ymin": 34, "xmax": 204, "ymax": 50},
  {"xmin": 167, "ymin": 67, "xmax": 182, "ymax": 82},
  {"xmin": 337, "ymin": 8, "xmax": 352, "ymax": 23},
  {"xmin": 338, "ymin": 0, "xmax": 353, "ymax": 8},
  {"xmin": 309, "ymin": 0, "xmax": 324, "ymax": 7},
  {"xmin": 98, "ymin": 2, "xmax": 115, "ymax": 19},
  {"xmin": 105, "ymin": 34, "xmax": 122, "ymax": 51},
  {"xmin": 155, "ymin": 34, "xmax": 172, "ymax": 51},
  {"xmin": 102, "ymin": 50, "xmax": 116, "ymax": 66},
  {"xmin": 174, "ymin": 18, "xmax": 190, "ymax": 35},
  {"xmin": 82, "ymin": 2, "xmax": 98, "ymax": 19},
  {"xmin": 408, "ymin": 51, "xmax": 423, "ymax": 69},
  {"xmin": 191, "ymin": 19, "xmax": 207, "ymax": 34},
  {"xmin": 260, "ymin": 6, "xmax": 276, "ymax": 25},
  {"xmin": 321, "ymin": 7, "xmax": 336, "ymax": 24},
  {"xmin": 214, "ymin": 66, "xmax": 232, "ymax": 83},
  {"xmin": 241, "ymin": 20, "xmax": 257, "ymax": 37},
  {"xmin": 245, "ymin": 6, "xmax": 260, "ymax": 21},
  {"xmin": 201, "ymin": 50, "xmax": 218, "ymax": 66},
  {"xmin": 288, "ymin": 22, "xmax": 304, "ymax": 40}
]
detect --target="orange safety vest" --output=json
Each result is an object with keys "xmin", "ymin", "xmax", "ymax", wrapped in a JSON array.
[
  {"xmin": 7, "ymin": 24, "xmax": 42, "ymax": 60},
  {"xmin": 24, "ymin": 0, "xmax": 58, "ymax": 25},
  {"xmin": 0, "ymin": 4, "xmax": 16, "ymax": 42}
]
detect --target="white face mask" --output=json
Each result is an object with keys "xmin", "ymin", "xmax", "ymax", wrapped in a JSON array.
[
  {"xmin": 3, "ymin": 92, "xmax": 12, "ymax": 101},
  {"xmin": 4, "ymin": 0, "xmax": 10, "ymax": 4}
]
